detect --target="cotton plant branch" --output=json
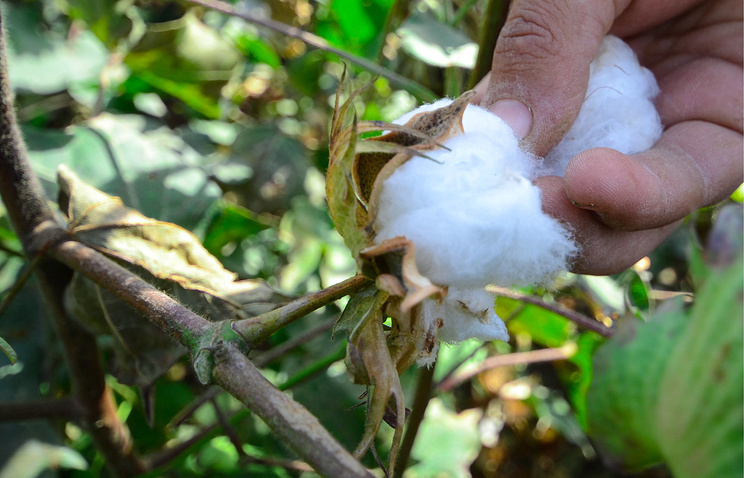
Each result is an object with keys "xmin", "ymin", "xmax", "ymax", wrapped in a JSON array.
[
  {"xmin": 183, "ymin": 0, "xmax": 438, "ymax": 102},
  {"xmin": 487, "ymin": 285, "xmax": 615, "ymax": 337},
  {"xmin": 232, "ymin": 273, "xmax": 369, "ymax": 345}
]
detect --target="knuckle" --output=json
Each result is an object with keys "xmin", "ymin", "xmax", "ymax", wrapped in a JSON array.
[{"xmin": 497, "ymin": 3, "xmax": 572, "ymax": 60}]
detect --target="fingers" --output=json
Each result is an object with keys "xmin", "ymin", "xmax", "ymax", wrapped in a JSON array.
[
  {"xmin": 537, "ymin": 175, "xmax": 681, "ymax": 275},
  {"xmin": 479, "ymin": 0, "xmax": 618, "ymax": 155},
  {"xmin": 563, "ymin": 120, "xmax": 743, "ymax": 231}
]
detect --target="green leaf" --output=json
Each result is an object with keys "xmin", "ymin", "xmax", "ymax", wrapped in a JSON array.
[
  {"xmin": 587, "ymin": 252, "xmax": 744, "ymax": 475},
  {"xmin": 586, "ymin": 305, "xmax": 687, "ymax": 470},
  {"xmin": 626, "ymin": 270, "xmax": 651, "ymax": 311},
  {"xmin": 203, "ymin": 202, "xmax": 270, "ymax": 255},
  {"xmin": 24, "ymin": 114, "xmax": 221, "ymax": 230},
  {"xmin": 656, "ymin": 254, "xmax": 743, "ymax": 478},
  {"xmin": 67, "ymin": 0, "xmax": 134, "ymax": 47},
  {"xmin": 5, "ymin": 3, "xmax": 109, "ymax": 95},
  {"xmin": 316, "ymin": 0, "xmax": 392, "ymax": 58},
  {"xmin": 562, "ymin": 332, "xmax": 605, "ymax": 430},
  {"xmin": 397, "ymin": 12, "xmax": 478, "ymax": 69},
  {"xmin": 0, "ymin": 336, "xmax": 17, "ymax": 365}
]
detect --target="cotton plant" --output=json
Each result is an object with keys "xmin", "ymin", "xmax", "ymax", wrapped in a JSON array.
[{"xmin": 326, "ymin": 35, "xmax": 662, "ymax": 470}]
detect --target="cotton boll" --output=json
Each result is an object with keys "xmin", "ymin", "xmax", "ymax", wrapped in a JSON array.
[
  {"xmin": 543, "ymin": 35, "xmax": 663, "ymax": 176},
  {"xmin": 423, "ymin": 288, "xmax": 509, "ymax": 343},
  {"xmin": 375, "ymin": 120, "xmax": 577, "ymax": 288}
]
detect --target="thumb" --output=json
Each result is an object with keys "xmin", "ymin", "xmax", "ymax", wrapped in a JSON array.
[{"xmin": 480, "ymin": 0, "xmax": 618, "ymax": 156}]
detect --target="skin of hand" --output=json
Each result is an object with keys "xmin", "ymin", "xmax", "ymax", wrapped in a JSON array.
[{"xmin": 472, "ymin": 0, "xmax": 743, "ymax": 275}]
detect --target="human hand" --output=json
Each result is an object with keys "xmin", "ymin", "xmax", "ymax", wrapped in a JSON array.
[{"xmin": 473, "ymin": 0, "xmax": 743, "ymax": 275}]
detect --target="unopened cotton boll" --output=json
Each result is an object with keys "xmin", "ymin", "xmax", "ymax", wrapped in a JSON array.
[{"xmin": 543, "ymin": 35, "xmax": 663, "ymax": 176}]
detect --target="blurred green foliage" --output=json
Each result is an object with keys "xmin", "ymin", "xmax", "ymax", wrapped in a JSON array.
[{"xmin": 0, "ymin": 0, "xmax": 741, "ymax": 477}]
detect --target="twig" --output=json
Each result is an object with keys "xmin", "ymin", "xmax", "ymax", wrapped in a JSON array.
[
  {"xmin": 212, "ymin": 341, "xmax": 373, "ymax": 477},
  {"xmin": 437, "ymin": 344, "xmax": 577, "ymax": 392},
  {"xmin": 183, "ymin": 0, "xmax": 438, "ymax": 102},
  {"xmin": 50, "ymin": 237, "xmax": 214, "ymax": 345},
  {"xmin": 211, "ymin": 397, "xmax": 249, "ymax": 460},
  {"xmin": 393, "ymin": 362, "xmax": 436, "ymax": 478},
  {"xmin": 487, "ymin": 285, "xmax": 614, "ymax": 337},
  {"xmin": 145, "ymin": 421, "xmax": 221, "ymax": 470},
  {"xmin": 167, "ymin": 386, "xmax": 222, "ymax": 431},
  {"xmin": 232, "ymin": 274, "xmax": 369, "ymax": 346}
]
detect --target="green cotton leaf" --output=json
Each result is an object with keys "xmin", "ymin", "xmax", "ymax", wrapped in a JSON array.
[
  {"xmin": 0, "ymin": 440, "xmax": 88, "ymax": 478},
  {"xmin": 655, "ymin": 254, "xmax": 743, "ymax": 478},
  {"xmin": 23, "ymin": 114, "xmax": 221, "ymax": 230},
  {"xmin": 0, "ymin": 336, "xmax": 17, "ymax": 365},
  {"xmin": 124, "ymin": 12, "xmax": 242, "ymax": 118},
  {"xmin": 4, "ymin": 3, "xmax": 109, "ymax": 95},
  {"xmin": 586, "ymin": 305, "xmax": 688, "ymax": 471},
  {"xmin": 587, "ymin": 253, "xmax": 744, "ymax": 475},
  {"xmin": 397, "ymin": 12, "xmax": 478, "ymax": 69}
]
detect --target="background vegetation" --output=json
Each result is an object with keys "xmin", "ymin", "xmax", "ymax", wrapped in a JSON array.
[{"xmin": 0, "ymin": 0, "xmax": 741, "ymax": 476}]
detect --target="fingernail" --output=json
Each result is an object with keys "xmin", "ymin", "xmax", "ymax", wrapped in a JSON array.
[{"xmin": 489, "ymin": 99, "xmax": 532, "ymax": 139}]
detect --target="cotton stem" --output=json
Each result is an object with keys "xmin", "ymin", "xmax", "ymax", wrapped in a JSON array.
[{"xmin": 232, "ymin": 274, "xmax": 370, "ymax": 346}]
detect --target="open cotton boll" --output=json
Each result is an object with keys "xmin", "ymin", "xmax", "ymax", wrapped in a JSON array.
[
  {"xmin": 543, "ymin": 35, "xmax": 663, "ymax": 176},
  {"xmin": 376, "ymin": 111, "xmax": 576, "ymax": 288},
  {"xmin": 374, "ymin": 35, "xmax": 661, "ymax": 346}
]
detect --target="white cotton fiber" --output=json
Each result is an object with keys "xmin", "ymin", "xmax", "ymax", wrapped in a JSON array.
[
  {"xmin": 426, "ymin": 288, "xmax": 510, "ymax": 343},
  {"xmin": 374, "ymin": 35, "xmax": 662, "ymax": 344},
  {"xmin": 543, "ymin": 35, "xmax": 663, "ymax": 176},
  {"xmin": 376, "ymin": 107, "xmax": 575, "ymax": 289}
]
